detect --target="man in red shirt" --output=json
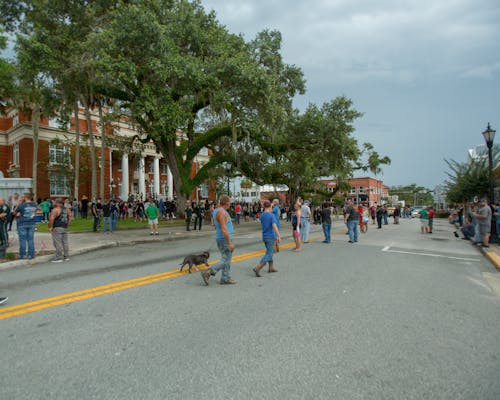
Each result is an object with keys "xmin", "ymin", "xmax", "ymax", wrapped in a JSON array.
[
  {"xmin": 235, "ymin": 203, "xmax": 242, "ymax": 225},
  {"xmin": 428, "ymin": 206, "xmax": 435, "ymax": 234}
]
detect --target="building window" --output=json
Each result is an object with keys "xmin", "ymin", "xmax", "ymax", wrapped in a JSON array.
[
  {"xmin": 148, "ymin": 161, "xmax": 154, "ymax": 173},
  {"xmin": 50, "ymin": 173, "xmax": 70, "ymax": 196},
  {"xmin": 162, "ymin": 163, "xmax": 169, "ymax": 174},
  {"xmin": 350, "ymin": 188, "xmax": 356, "ymax": 194},
  {"xmin": 359, "ymin": 186, "xmax": 364, "ymax": 193},
  {"xmin": 13, "ymin": 143, "xmax": 19, "ymax": 165},
  {"xmin": 49, "ymin": 144, "xmax": 70, "ymax": 165}
]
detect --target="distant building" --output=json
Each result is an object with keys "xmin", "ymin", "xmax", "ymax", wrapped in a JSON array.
[{"xmin": 320, "ymin": 176, "xmax": 389, "ymax": 205}]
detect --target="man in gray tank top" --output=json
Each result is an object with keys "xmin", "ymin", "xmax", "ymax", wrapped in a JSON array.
[{"xmin": 49, "ymin": 198, "xmax": 73, "ymax": 262}]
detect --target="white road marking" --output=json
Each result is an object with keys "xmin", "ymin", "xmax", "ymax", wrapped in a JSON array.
[
  {"xmin": 382, "ymin": 248, "xmax": 480, "ymax": 262},
  {"xmin": 382, "ymin": 243, "xmax": 393, "ymax": 252}
]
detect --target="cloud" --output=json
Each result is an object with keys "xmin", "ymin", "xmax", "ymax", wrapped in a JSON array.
[{"xmin": 461, "ymin": 62, "xmax": 500, "ymax": 79}]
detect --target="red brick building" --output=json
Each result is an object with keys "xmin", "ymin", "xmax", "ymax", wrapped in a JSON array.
[
  {"xmin": 0, "ymin": 107, "xmax": 213, "ymax": 202},
  {"xmin": 321, "ymin": 177, "xmax": 389, "ymax": 205}
]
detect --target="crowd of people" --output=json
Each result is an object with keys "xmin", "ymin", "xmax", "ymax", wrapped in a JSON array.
[{"xmin": 449, "ymin": 198, "xmax": 498, "ymax": 248}]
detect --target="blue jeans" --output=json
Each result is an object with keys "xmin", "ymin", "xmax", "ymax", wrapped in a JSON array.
[
  {"xmin": 300, "ymin": 218, "xmax": 310, "ymax": 243},
  {"xmin": 111, "ymin": 216, "xmax": 118, "ymax": 231},
  {"xmin": 383, "ymin": 214, "xmax": 388, "ymax": 225},
  {"xmin": 102, "ymin": 217, "xmax": 112, "ymax": 233},
  {"xmin": 322, "ymin": 223, "xmax": 331, "ymax": 242},
  {"xmin": 236, "ymin": 214, "xmax": 240, "ymax": 224},
  {"xmin": 211, "ymin": 240, "xmax": 232, "ymax": 282},
  {"xmin": 18, "ymin": 224, "xmax": 35, "ymax": 259},
  {"xmin": 347, "ymin": 220, "xmax": 359, "ymax": 242},
  {"xmin": 260, "ymin": 238, "xmax": 275, "ymax": 263}
]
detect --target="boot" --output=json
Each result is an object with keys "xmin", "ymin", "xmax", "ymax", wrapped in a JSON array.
[
  {"xmin": 253, "ymin": 262, "xmax": 265, "ymax": 277},
  {"xmin": 268, "ymin": 261, "xmax": 278, "ymax": 273}
]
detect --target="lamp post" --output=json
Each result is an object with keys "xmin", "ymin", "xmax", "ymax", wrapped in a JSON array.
[
  {"xmin": 223, "ymin": 162, "xmax": 231, "ymax": 197},
  {"xmin": 482, "ymin": 123, "xmax": 496, "ymax": 242},
  {"xmin": 482, "ymin": 123, "xmax": 496, "ymax": 203}
]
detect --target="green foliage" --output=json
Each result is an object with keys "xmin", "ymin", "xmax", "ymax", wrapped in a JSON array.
[
  {"xmin": 389, "ymin": 184, "xmax": 433, "ymax": 206},
  {"xmin": 444, "ymin": 159, "xmax": 489, "ymax": 203}
]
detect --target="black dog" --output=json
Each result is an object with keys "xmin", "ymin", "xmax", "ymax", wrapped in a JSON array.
[{"xmin": 179, "ymin": 251, "xmax": 210, "ymax": 273}]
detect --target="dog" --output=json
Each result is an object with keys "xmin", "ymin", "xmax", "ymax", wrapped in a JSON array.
[{"xmin": 179, "ymin": 251, "xmax": 210, "ymax": 273}]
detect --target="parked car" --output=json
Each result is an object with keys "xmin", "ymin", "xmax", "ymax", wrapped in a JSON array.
[{"xmin": 410, "ymin": 206, "xmax": 425, "ymax": 218}]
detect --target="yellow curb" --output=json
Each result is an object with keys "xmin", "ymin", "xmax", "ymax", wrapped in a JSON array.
[{"xmin": 483, "ymin": 250, "xmax": 500, "ymax": 271}]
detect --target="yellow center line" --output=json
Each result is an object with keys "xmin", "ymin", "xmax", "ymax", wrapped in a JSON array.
[{"xmin": 0, "ymin": 234, "xmax": 334, "ymax": 320}]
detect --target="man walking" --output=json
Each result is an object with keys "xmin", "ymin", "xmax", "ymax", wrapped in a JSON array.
[
  {"xmin": 48, "ymin": 198, "xmax": 72, "ymax": 262},
  {"xmin": 320, "ymin": 203, "xmax": 332, "ymax": 243},
  {"xmin": 0, "ymin": 198, "xmax": 10, "ymax": 248},
  {"xmin": 184, "ymin": 202, "xmax": 193, "ymax": 231},
  {"xmin": 344, "ymin": 200, "xmax": 360, "ymax": 243},
  {"xmin": 16, "ymin": 193, "xmax": 38, "ymax": 259},
  {"xmin": 235, "ymin": 203, "xmax": 241, "ymax": 225},
  {"xmin": 272, "ymin": 199, "xmax": 281, "ymax": 230},
  {"xmin": 419, "ymin": 206, "xmax": 429, "ymax": 234},
  {"xmin": 252, "ymin": 200, "xmax": 280, "ymax": 277},
  {"xmin": 145, "ymin": 198, "xmax": 160, "ymax": 235},
  {"xmin": 376, "ymin": 205, "xmax": 384, "ymax": 229},
  {"xmin": 300, "ymin": 200, "xmax": 311, "ymax": 243},
  {"xmin": 201, "ymin": 195, "xmax": 236, "ymax": 285}
]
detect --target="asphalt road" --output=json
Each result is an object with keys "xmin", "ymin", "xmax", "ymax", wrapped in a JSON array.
[{"xmin": 1, "ymin": 218, "xmax": 500, "ymax": 400}]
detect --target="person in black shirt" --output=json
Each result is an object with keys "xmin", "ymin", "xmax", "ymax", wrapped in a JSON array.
[
  {"xmin": 91, "ymin": 199, "xmax": 102, "ymax": 232},
  {"xmin": 193, "ymin": 203, "xmax": 203, "ymax": 231},
  {"xmin": 102, "ymin": 200, "xmax": 112, "ymax": 233},
  {"xmin": 320, "ymin": 203, "xmax": 332, "ymax": 243},
  {"xmin": 184, "ymin": 202, "xmax": 193, "ymax": 231}
]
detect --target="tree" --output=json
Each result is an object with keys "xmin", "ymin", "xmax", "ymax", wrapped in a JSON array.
[
  {"xmin": 94, "ymin": 1, "xmax": 305, "ymax": 210},
  {"xmin": 389, "ymin": 184, "xmax": 433, "ymax": 206}
]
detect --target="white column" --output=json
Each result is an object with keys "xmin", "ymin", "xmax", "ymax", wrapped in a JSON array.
[
  {"xmin": 139, "ymin": 156, "xmax": 146, "ymax": 199},
  {"xmin": 109, "ymin": 149, "xmax": 113, "ymax": 198},
  {"xmin": 121, "ymin": 153, "xmax": 129, "ymax": 200},
  {"xmin": 167, "ymin": 165, "xmax": 173, "ymax": 200},
  {"xmin": 153, "ymin": 157, "xmax": 160, "ymax": 198}
]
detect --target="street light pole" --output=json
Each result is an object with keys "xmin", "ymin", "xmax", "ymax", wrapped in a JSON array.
[{"xmin": 482, "ymin": 123, "xmax": 496, "ymax": 242}]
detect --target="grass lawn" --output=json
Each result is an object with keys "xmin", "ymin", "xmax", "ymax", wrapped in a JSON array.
[{"xmin": 35, "ymin": 217, "xmax": 186, "ymax": 233}]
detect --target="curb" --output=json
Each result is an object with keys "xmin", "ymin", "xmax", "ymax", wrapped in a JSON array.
[{"xmin": 482, "ymin": 248, "xmax": 500, "ymax": 271}]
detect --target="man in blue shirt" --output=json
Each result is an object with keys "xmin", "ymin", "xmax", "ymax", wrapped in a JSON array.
[
  {"xmin": 16, "ymin": 192, "xmax": 38, "ymax": 259},
  {"xmin": 201, "ymin": 195, "xmax": 236, "ymax": 285},
  {"xmin": 252, "ymin": 200, "xmax": 281, "ymax": 277}
]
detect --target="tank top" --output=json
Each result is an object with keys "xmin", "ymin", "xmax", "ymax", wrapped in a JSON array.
[
  {"xmin": 53, "ymin": 207, "xmax": 69, "ymax": 228},
  {"xmin": 213, "ymin": 207, "xmax": 233, "ymax": 241}
]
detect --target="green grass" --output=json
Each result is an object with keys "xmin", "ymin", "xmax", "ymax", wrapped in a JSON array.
[{"xmin": 36, "ymin": 217, "xmax": 186, "ymax": 233}]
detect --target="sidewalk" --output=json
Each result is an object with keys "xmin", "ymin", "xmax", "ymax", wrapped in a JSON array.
[{"xmin": 0, "ymin": 220, "xmax": 269, "ymax": 271}]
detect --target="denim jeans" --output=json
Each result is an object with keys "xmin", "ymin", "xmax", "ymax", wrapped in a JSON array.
[
  {"xmin": 322, "ymin": 223, "xmax": 331, "ymax": 242},
  {"xmin": 18, "ymin": 224, "xmax": 35, "ymax": 259},
  {"xmin": 111, "ymin": 216, "xmax": 118, "ymax": 231},
  {"xmin": 383, "ymin": 214, "xmax": 388, "ymax": 225},
  {"xmin": 300, "ymin": 218, "xmax": 310, "ymax": 243},
  {"xmin": 211, "ymin": 239, "xmax": 232, "ymax": 282},
  {"xmin": 102, "ymin": 217, "xmax": 112, "ymax": 233},
  {"xmin": 260, "ymin": 238, "xmax": 275, "ymax": 263},
  {"xmin": 347, "ymin": 220, "xmax": 359, "ymax": 242}
]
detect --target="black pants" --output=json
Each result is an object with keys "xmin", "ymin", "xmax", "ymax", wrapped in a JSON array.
[
  {"xmin": 0, "ymin": 220, "xmax": 8, "ymax": 246},
  {"xmin": 186, "ymin": 218, "xmax": 191, "ymax": 231},
  {"xmin": 377, "ymin": 216, "xmax": 382, "ymax": 228},
  {"xmin": 193, "ymin": 216, "xmax": 202, "ymax": 230}
]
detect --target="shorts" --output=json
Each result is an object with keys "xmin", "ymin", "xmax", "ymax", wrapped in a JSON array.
[
  {"xmin": 478, "ymin": 224, "xmax": 491, "ymax": 235},
  {"xmin": 148, "ymin": 218, "xmax": 158, "ymax": 225},
  {"xmin": 293, "ymin": 230, "xmax": 300, "ymax": 239},
  {"xmin": 420, "ymin": 219, "xmax": 428, "ymax": 227}
]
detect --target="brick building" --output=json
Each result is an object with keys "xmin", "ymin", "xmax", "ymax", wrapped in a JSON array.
[
  {"xmin": 0, "ymin": 107, "xmax": 212, "ymax": 202},
  {"xmin": 321, "ymin": 176, "xmax": 389, "ymax": 205}
]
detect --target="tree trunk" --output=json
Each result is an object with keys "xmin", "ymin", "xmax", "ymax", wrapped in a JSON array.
[
  {"xmin": 73, "ymin": 102, "xmax": 80, "ymax": 201},
  {"xmin": 166, "ymin": 138, "xmax": 187, "ymax": 214},
  {"xmin": 98, "ymin": 103, "xmax": 106, "ymax": 200},
  {"xmin": 83, "ymin": 102, "xmax": 97, "ymax": 201},
  {"xmin": 31, "ymin": 104, "xmax": 41, "ymax": 201}
]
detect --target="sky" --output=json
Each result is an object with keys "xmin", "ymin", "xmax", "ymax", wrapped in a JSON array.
[{"xmin": 202, "ymin": 0, "xmax": 500, "ymax": 188}]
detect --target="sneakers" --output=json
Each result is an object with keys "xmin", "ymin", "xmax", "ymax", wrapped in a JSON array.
[
  {"xmin": 201, "ymin": 270, "xmax": 211, "ymax": 286},
  {"xmin": 155, "ymin": 232, "xmax": 159, "ymax": 235},
  {"xmin": 64, "ymin": 257, "xmax": 70, "ymax": 262},
  {"xmin": 0, "ymin": 297, "xmax": 8, "ymax": 305},
  {"xmin": 52, "ymin": 258, "xmax": 63, "ymax": 263},
  {"xmin": 220, "ymin": 278, "xmax": 237, "ymax": 285}
]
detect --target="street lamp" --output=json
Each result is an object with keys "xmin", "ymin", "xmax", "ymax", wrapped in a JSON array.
[
  {"xmin": 482, "ymin": 123, "xmax": 496, "ymax": 203},
  {"xmin": 482, "ymin": 123, "xmax": 496, "ymax": 242}
]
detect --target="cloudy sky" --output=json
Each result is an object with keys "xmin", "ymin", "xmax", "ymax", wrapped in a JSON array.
[{"xmin": 203, "ymin": 0, "xmax": 500, "ymax": 188}]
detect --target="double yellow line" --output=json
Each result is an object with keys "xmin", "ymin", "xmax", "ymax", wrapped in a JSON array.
[{"xmin": 0, "ymin": 239, "xmax": 301, "ymax": 320}]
